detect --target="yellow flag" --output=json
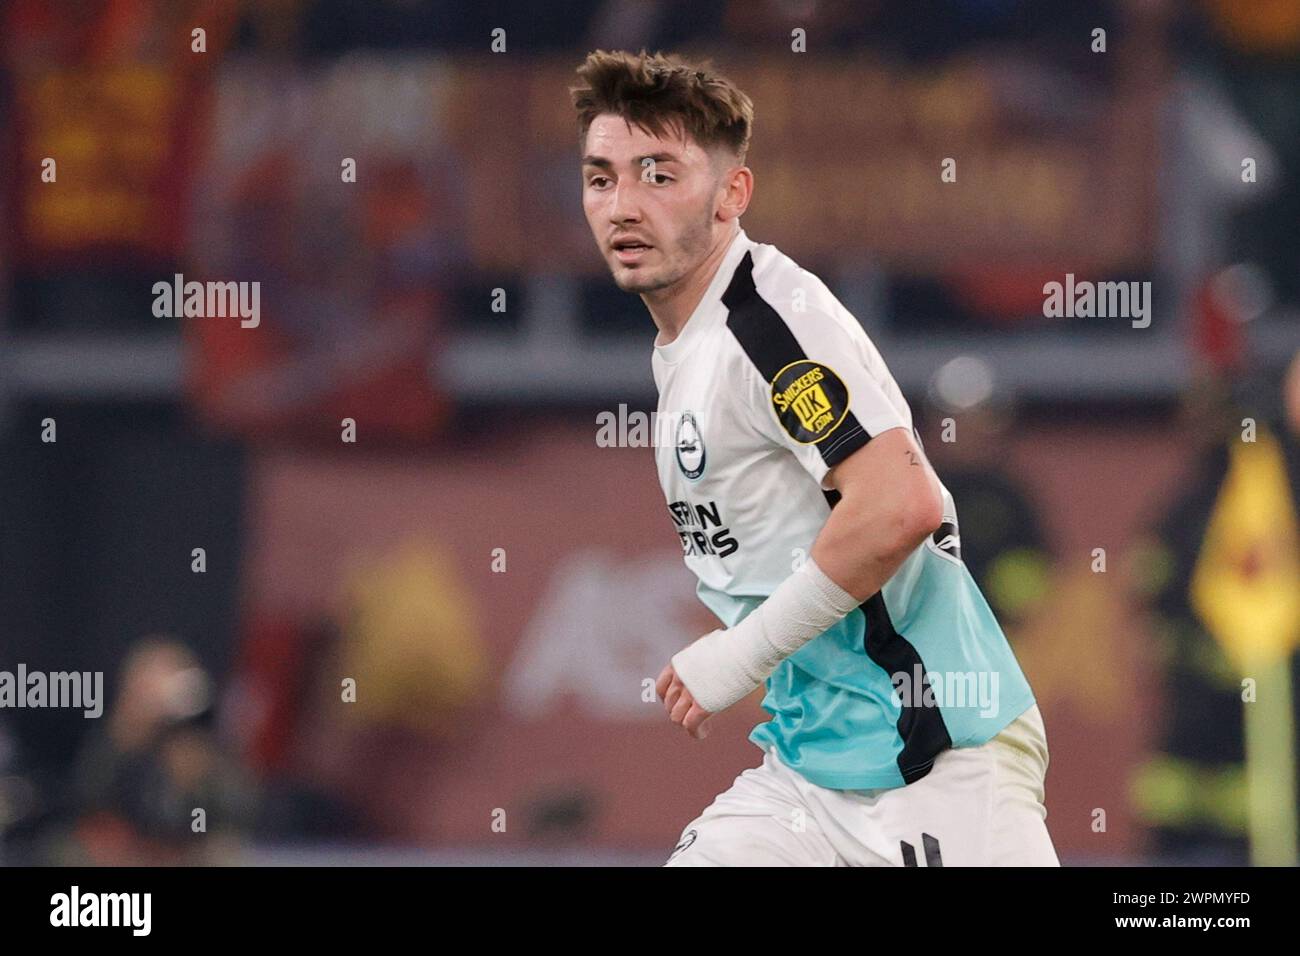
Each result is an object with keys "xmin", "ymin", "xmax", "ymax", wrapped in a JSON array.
[{"xmin": 1191, "ymin": 427, "xmax": 1300, "ymax": 666}]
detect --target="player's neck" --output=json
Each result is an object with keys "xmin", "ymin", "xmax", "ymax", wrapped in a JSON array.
[{"xmin": 645, "ymin": 225, "xmax": 739, "ymax": 346}]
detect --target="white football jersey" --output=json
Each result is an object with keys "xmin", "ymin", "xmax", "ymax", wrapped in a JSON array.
[
  {"xmin": 653, "ymin": 227, "xmax": 938, "ymax": 620},
  {"xmin": 649, "ymin": 227, "xmax": 1037, "ymax": 790}
]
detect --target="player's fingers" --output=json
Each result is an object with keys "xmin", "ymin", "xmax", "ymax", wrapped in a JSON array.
[
  {"xmin": 655, "ymin": 664, "xmax": 674, "ymax": 700},
  {"xmin": 664, "ymin": 673, "xmax": 682, "ymax": 700},
  {"xmin": 665, "ymin": 686, "xmax": 686, "ymax": 717},
  {"xmin": 684, "ymin": 706, "xmax": 712, "ymax": 739},
  {"xmin": 663, "ymin": 677, "xmax": 683, "ymax": 713},
  {"xmin": 669, "ymin": 689, "xmax": 694, "ymax": 724}
]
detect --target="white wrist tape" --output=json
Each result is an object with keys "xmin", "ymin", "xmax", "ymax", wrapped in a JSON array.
[{"xmin": 670, "ymin": 557, "xmax": 860, "ymax": 714}]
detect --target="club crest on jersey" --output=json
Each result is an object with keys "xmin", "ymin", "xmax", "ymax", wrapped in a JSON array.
[
  {"xmin": 675, "ymin": 411, "xmax": 706, "ymax": 480},
  {"xmin": 770, "ymin": 359, "xmax": 850, "ymax": 444}
]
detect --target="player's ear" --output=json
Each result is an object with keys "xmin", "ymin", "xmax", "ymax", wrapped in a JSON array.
[{"xmin": 715, "ymin": 162, "xmax": 753, "ymax": 223}]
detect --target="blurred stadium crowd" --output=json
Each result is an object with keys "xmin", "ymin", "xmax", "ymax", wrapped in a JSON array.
[{"xmin": 0, "ymin": 0, "xmax": 1298, "ymax": 865}]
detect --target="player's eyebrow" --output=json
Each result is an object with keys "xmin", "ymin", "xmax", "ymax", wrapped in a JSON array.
[{"xmin": 580, "ymin": 152, "xmax": 682, "ymax": 169}]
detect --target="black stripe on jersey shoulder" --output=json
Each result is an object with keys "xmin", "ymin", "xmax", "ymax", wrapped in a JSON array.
[
  {"xmin": 722, "ymin": 250, "xmax": 871, "ymax": 467},
  {"xmin": 722, "ymin": 251, "xmax": 806, "ymax": 381}
]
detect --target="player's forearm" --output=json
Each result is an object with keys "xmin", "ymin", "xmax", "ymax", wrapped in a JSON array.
[
  {"xmin": 670, "ymin": 433, "xmax": 945, "ymax": 714},
  {"xmin": 670, "ymin": 554, "xmax": 860, "ymax": 712},
  {"xmin": 670, "ymin": 490, "xmax": 943, "ymax": 714}
]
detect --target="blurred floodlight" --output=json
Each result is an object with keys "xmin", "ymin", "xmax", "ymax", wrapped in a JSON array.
[
  {"xmin": 1212, "ymin": 262, "xmax": 1275, "ymax": 323},
  {"xmin": 930, "ymin": 355, "xmax": 997, "ymax": 412}
]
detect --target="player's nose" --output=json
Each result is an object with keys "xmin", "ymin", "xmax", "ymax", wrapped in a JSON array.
[{"xmin": 608, "ymin": 181, "xmax": 643, "ymax": 224}]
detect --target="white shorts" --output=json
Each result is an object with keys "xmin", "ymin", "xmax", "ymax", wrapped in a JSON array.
[{"xmin": 664, "ymin": 704, "xmax": 1059, "ymax": 866}]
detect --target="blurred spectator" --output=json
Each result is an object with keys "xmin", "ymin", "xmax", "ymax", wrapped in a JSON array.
[{"xmin": 65, "ymin": 636, "xmax": 259, "ymax": 864}]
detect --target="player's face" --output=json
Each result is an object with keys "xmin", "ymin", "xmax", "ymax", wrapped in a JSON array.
[{"xmin": 581, "ymin": 114, "xmax": 722, "ymax": 295}]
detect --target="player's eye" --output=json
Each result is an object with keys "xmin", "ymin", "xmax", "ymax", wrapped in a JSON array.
[
  {"xmin": 650, "ymin": 173, "xmax": 673, "ymax": 185},
  {"xmin": 587, "ymin": 175, "xmax": 612, "ymax": 189}
]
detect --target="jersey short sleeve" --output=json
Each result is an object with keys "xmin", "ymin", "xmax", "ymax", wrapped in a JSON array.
[{"xmin": 723, "ymin": 252, "xmax": 911, "ymax": 490}]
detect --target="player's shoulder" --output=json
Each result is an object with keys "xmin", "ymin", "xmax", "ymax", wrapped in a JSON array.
[{"xmin": 736, "ymin": 237, "xmax": 870, "ymax": 345}]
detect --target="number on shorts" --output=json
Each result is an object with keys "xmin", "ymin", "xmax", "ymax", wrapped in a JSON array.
[{"xmin": 900, "ymin": 833, "xmax": 943, "ymax": 867}]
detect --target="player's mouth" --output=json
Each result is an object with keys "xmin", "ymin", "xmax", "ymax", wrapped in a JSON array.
[{"xmin": 612, "ymin": 237, "xmax": 654, "ymax": 264}]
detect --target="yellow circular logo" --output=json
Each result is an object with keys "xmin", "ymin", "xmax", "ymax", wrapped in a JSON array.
[{"xmin": 770, "ymin": 360, "xmax": 851, "ymax": 444}]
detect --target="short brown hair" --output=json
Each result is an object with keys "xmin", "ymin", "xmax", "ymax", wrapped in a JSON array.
[{"xmin": 571, "ymin": 50, "xmax": 753, "ymax": 162}]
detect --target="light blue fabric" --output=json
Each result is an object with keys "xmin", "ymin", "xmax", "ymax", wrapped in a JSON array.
[{"xmin": 701, "ymin": 547, "xmax": 1036, "ymax": 790}]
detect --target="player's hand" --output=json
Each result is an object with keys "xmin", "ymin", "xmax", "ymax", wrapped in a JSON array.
[{"xmin": 655, "ymin": 663, "xmax": 713, "ymax": 740}]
